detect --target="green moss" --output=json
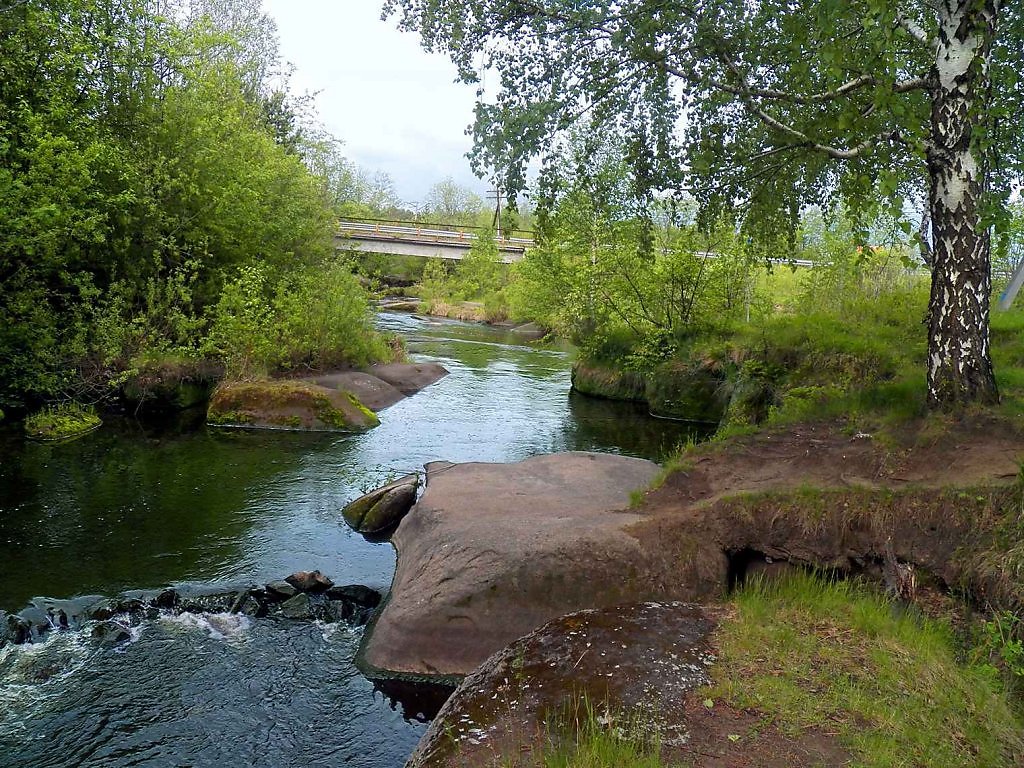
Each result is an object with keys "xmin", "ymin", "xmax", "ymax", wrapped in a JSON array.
[
  {"xmin": 343, "ymin": 391, "xmax": 380, "ymax": 426},
  {"xmin": 571, "ymin": 361, "xmax": 647, "ymax": 401},
  {"xmin": 206, "ymin": 409, "xmax": 252, "ymax": 426},
  {"xmin": 24, "ymin": 402, "xmax": 101, "ymax": 441}
]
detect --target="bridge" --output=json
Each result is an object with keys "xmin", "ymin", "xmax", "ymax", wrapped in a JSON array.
[{"xmin": 336, "ymin": 219, "xmax": 534, "ymax": 263}]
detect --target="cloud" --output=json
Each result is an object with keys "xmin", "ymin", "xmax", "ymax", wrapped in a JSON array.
[{"xmin": 262, "ymin": 0, "xmax": 489, "ymax": 203}]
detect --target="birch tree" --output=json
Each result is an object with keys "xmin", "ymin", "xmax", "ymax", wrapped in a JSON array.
[{"xmin": 384, "ymin": 0, "xmax": 1024, "ymax": 408}]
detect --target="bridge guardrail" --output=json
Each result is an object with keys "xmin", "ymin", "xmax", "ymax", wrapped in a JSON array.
[{"xmin": 338, "ymin": 220, "xmax": 533, "ymax": 249}]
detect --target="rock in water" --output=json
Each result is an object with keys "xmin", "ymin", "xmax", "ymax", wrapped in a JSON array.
[
  {"xmin": 284, "ymin": 570, "xmax": 333, "ymax": 593},
  {"xmin": 91, "ymin": 621, "xmax": 132, "ymax": 646},
  {"xmin": 342, "ymin": 474, "xmax": 420, "ymax": 534},
  {"xmin": 206, "ymin": 380, "xmax": 379, "ymax": 432},
  {"xmin": 326, "ymin": 584, "xmax": 382, "ymax": 608},
  {"xmin": 367, "ymin": 363, "xmax": 448, "ymax": 396},
  {"xmin": 358, "ymin": 452, "xmax": 664, "ymax": 678},
  {"xmin": 265, "ymin": 580, "xmax": 299, "ymax": 599},
  {"xmin": 280, "ymin": 593, "xmax": 314, "ymax": 620}
]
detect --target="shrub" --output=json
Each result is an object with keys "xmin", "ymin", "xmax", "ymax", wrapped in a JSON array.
[{"xmin": 205, "ymin": 260, "xmax": 394, "ymax": 379}]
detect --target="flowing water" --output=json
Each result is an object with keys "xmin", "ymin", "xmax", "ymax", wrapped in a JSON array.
[{"xmin": 0, "ymin": 312, "xmax": 702, "ymax": 768}]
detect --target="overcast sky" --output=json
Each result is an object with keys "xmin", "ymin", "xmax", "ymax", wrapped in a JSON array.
[{"xmin": 261, "ymin": 1, "xmax": 489, "ymax": 206}]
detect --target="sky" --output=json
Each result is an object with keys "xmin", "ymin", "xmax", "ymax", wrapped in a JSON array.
[{"xmin": 261, "ymin": 1, "xmax": 490, "ymax": 206}]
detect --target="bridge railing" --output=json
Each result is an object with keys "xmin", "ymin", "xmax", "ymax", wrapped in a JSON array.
[{"xmin": 337, "ymin": 217, "xmax": 534, "ymax": 247}]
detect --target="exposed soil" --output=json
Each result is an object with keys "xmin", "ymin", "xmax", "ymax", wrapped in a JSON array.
[
  {"xmin": 675, "ymin": 699, "xmax": 851, "ymax": 768},
  {"xmin": 647, "ymin": 418, "xmax": 1022, "ymax": 510},
  {"xmin": 627, "ymin": 417, "xmax": 1024, "ymax": 607}
]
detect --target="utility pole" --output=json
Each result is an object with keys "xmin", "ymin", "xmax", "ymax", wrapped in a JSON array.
[{"xmin": 487, "ymin": 184, "xmax": 503, "ymax": 240}]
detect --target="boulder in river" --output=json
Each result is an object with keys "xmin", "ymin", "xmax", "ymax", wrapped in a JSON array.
[
  {"xmin": 342, "ymin": 474, "xmax": 420, "ymax": 534},
  {"xmin": 326, "ymin": 584, "xmax": 382, "ymax": 608},
  {"xmin": 358, "ymin": 452, "xmax": 666, "ymax": 678},
  {"xmin": 366, "ymin": 363, "xmax": 448, "ymax": 396},
  {"xmin": 206, "ymin": 380, "xmax": 379, "ymax": 432},
  {"xmin": 265, "ymin": 580, "xmax": 299, "ymax": 599},
  {"xmin": 407, "ymin": 602, "xmax": 715, "ymax": 768},
  {"xmin": 0, "ymin": 611, "xmax": 29, "ymax": 647},
  {"xmin": 306, "ymin": 363, "xmax": 448, "ymax": 411},
  {"xmin": 91, "ymin": 621, "xmax": 132, "ymax": 646},
  {"xmin": 285, "ymin": 570, "xmax": 334, "ymax": 593},
  {"xmin": 280, "ymin": 593, "xmax": 314, "ymax": 620},
  {"xmin": 306, "ymin": 371, "xmax": 406, "ymax": 411}
]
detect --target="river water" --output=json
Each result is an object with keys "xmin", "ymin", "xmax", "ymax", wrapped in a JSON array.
[{"xmin": 0, "ymin": 312, "xmax": 699, "ymax": 768}]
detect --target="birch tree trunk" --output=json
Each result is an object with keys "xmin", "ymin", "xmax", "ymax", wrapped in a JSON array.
[{"xmin": 925, "ymin": 0, "xmax": 1000, "ymax": 407}]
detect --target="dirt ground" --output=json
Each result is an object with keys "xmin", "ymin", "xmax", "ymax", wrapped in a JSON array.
[{"xmin": 647, "ymin": 417, "xmax": 1023, "ymax": 510}]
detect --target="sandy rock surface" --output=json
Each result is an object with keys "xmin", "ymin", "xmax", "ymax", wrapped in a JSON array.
[{"xmin": 360, "ymin": 452, "xmax": 662, "ymax": 677}]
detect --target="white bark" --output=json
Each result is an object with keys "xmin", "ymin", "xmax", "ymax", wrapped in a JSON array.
[{"xmin": 925, "ymin": 0, "xmax": 999, "ymax": 406}]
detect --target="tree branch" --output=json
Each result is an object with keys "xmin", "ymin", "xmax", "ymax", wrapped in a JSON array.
[{"xmin": 896, "ymin": 14, "xmax": 933, "ymax": 46}]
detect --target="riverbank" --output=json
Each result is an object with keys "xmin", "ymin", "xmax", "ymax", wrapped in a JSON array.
[
  {"xmin": 373, "ymin": 415, "xmax": 1024, "ymax": 766},
  {"xmin": 379, "ymin": 297, "xmax": 549, "ymax": 340}
]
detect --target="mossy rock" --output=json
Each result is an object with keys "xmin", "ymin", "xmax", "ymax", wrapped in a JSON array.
[
  {"xmin": 646, "ymin": 360, "xmax": 727, "ymax": 423},
  {"xmin": 570, "ymin": 361, "xmax": 647, "ymax": 402},
  {"xmin": 724, "ymin": 376, "xmax": 780, "ymax": 427},
  {"xmin": 207, "ymin": 380, "xmax": 380, "ymax": 432},
  {"xmin": 122, "ymin": 359, "xmax": 222, "ymax": 412},
  {"xmin": 24, "ymin": 403, "xmax": 102, "ymax": 441},
  {"xmin": 342, "ymin": 474, "xmax": 420, "ymax": 534}
]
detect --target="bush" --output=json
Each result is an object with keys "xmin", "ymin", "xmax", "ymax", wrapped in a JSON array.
[
  {"xmin": 275, "ymin": 261, "xmax": 393, "ymax": 369},
  {"xmin": 205, "ymin": 260, "xmax": 394, "ymax": 379},
  {"xmin": 204, "ymin": 263, "xmax": 279, "ymax": 379}
]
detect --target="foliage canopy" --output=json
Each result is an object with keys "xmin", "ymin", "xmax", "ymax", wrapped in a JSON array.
[{"xmin": 385, "ymin": 0, "xmax": 1024, "ymax": 407}]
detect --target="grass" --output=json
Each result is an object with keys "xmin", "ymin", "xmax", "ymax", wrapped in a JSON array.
[
  {"xmin": 504, "ymin": 698, "xmax": 667, "ymax": 768},
  {"xmin": 705, "ymin": 572, "xmax": 1023, "ymax": 768},
  {"xmin": 514, "ymin": 573, "xmax": 1021, "ymax": 768},
  {"xmin": 23, "ymin": 402, "xmax": 101, "ymax": 441}
]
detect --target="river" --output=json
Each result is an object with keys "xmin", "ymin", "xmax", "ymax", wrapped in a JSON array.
[{"xmin": 0, "ymin": 311, "xmax": 701, "ymax": 768}]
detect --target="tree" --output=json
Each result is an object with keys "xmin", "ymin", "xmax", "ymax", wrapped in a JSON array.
[
  {"xmin": 384, "ymin": 0, "xmax": 1024, "ymax": 408},
  {"xmin": 421, "ymin": 176, "xmax": 484, "ymax": 225},
  {"xmin": 0, "ymin": 0, "xmax": 342, "ymax": 408}
]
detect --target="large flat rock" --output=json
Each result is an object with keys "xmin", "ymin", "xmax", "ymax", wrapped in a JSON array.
[
  {"xmin": 406, "ymin": 602, "xmax": 714, "ymax": 768},
  {"xmin": 307, "ymin": 371, "xmax": 406, "ymax": 411},
  {"xmin": 360, "ymin": 452, "xmax": 662, "ymax": 678},
  {"xmin": 368, "ymin": 362, "xmax": 449, "ymax": 395},
  {"xmin": 308, "ymin": 363, "xmax": 448, "ymax": 410}
]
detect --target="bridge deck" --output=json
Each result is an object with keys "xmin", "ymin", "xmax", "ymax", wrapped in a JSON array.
[{"xmin": 336, "ymin": 220, "xmax": 532, "ymax": 263}]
